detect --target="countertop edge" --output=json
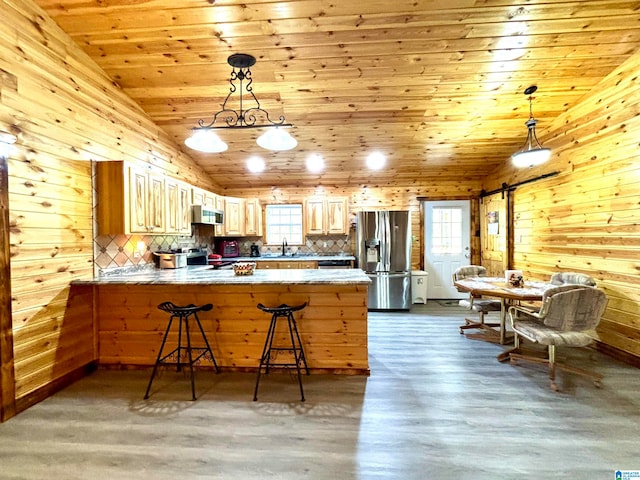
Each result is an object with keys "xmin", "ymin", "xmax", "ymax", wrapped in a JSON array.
[{"xmin": 72, "ymin": 266, "xmax": 371, "ymax": 286}]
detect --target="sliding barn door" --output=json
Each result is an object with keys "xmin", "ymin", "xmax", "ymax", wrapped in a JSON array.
[{"xmin": 480, "ymin": 193, "xmax": 508, "ymax": 277}]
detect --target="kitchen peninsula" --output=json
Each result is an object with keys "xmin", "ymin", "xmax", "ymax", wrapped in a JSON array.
[{"xmin": 75, "ymin": 267, "xmax": 370, "ymax": 374}]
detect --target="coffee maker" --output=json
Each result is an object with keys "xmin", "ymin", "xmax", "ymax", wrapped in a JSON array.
[{"xmin": 250, "ymin": 243, "xmax": 260, "ymax": 257}]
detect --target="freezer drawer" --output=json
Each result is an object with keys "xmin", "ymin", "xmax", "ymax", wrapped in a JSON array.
[{"xmin": 367, "ymin": 272, "xmax": 411, "ymax": 311}]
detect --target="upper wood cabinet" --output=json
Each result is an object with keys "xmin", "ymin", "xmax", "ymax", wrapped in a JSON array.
[
  {"xmin": 224, "ymin": 197, "xmax": 245, "ymax": 236},
  {"xmin": 326, "ymin": 198, "xmax": 348, "ymax": 234},
  {"xmin": 97, "ymin": 161, "xmax": 168, "ymax": 235},
  {"xmin": 305, "ymin": 197, "xmax": 349, "ymax": 235},
  {"xmin": 245, "ymin": 198, "xmax": 262, "ymax": 236},
  {"xmin": 214, "ymin": 194, "xmax": 225, "ymax": 236},
  {"xmin": 166, "ymin": 178, "xmax": 191, "ymax": 235},
  {"xmin": 305, "ymin": 198, "xmax": 325, "ymax": 235}
]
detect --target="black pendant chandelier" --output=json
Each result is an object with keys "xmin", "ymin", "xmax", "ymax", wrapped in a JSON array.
[{"xmin": 185, "ymin": 53, "xmax": 296, "ymax": 153}]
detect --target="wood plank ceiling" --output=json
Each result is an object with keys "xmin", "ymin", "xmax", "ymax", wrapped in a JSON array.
[{"xmin": 33, "ymin": 0, "xmax": 640, "ymax": 189}]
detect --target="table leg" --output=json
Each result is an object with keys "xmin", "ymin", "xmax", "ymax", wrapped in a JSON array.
[
  {"xmin": 499, "ymin": 299, "xmax": 507, "ymax": 344},
  {"xmin": 497, "ymin": 298, "xmax": 518, "ymax": 361}
]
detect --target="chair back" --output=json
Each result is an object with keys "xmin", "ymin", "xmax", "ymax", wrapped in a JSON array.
[
  {"xmin": 550, "ymin": 272, "xmax": 596, "ymax": 287},
  {"xmin": 453, "ymin": 265, "xmax": 487, "ymax": 281},
  {"xmin": 538, "ymin": 286, "xmax": 607, "ymax": 331}
]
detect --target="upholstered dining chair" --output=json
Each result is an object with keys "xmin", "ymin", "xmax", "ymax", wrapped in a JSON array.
[
  {"xmin": 453, "ymin": 265, "xmax": 502, "ymax": 342},
  {"xmin": 507, "ymin": 285, "xmax": 608, "ymax": 391},
  {"xmin": 550, "ymin": 271, "xmax": 597, "ymax": 287}
]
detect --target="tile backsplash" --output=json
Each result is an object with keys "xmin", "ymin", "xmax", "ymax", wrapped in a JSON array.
[
  {"xmin": 94, "ymin": 232, "xmax": 354, "ymax": 273},
  {"xmin": 93, "ymin": 231, "xmax": 212, "ymax": 274},
  {"xmin": 238, "ymin": 235, "xmax": 353, "ymax": 257}
]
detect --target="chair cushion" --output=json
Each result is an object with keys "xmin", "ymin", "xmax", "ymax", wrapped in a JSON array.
[{"xmin": 513, "ymin": 320, "xmax": 595, "ymax": 347}]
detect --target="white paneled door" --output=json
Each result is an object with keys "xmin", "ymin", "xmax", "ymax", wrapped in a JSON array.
[{"xmin": 423, "ymin": 200, "xmax": 471, "ymax": 299}]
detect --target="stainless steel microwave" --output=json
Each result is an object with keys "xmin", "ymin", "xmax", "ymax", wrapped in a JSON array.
[{"xmin": 192, "ymin": 205, "xmax": 224, "ymax": 225}]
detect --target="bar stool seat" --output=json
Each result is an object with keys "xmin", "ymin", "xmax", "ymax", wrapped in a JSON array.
[
  {"xmin": 254, "ymin": 302, "xmax": 309, "ymax": 402},
  {"xmin": 144, "ymin": 302, "xmax": 219, "ymax": 401}
]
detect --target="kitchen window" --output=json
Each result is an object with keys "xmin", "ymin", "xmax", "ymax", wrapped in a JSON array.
[{"xmin": 265, "ymin": 204, "xmax": 303, "ymax": 245}]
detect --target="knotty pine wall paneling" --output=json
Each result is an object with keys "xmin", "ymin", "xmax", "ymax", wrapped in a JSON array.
[
  {"xmin": 0, "ymin": 0, "xmax": 216, "ymax": 419},
  {"xmin": 485, "ymin": 50, "xmax": 640, "ymax": 364},
  {"xmin": 1, "ymin": 148, "xmax": 16, "ymax": 421}
]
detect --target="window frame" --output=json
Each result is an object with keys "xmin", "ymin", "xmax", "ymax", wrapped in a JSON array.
[{"xmin": 264, "ymin": 203, "xmax": 304, "ymax": 246}]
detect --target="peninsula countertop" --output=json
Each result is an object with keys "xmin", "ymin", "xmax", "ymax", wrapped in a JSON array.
[{"xmin": 73, "ymin": 265, "xmax": 370, "ymax": 286}]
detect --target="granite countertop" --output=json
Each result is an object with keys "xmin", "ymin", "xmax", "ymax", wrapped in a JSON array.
[{"xmin": 73, "ymin": 265, "xmax": 370, "ymax": 285}]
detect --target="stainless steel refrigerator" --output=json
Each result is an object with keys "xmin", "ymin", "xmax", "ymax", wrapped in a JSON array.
[{"xmin": 356, "ymin": 211, "xmax": 412, "ymax": 310}]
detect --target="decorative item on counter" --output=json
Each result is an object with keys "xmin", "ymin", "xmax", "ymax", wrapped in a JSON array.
[
  {"xmin": 505, "ymin": 269, "xmax": 524, "ymax": 287},
  {"xmin": 232, "ymin": 262, "xmax": 256, "ymax": 276}
]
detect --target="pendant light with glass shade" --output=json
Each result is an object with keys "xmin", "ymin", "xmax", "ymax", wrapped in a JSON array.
[
  {"xmin": 512, "ymin": 85, "xmax": 551, "ymax": 168},
  {"xmin": 184, "ymin": 53, "xmax": 296, "ymax": 153}
]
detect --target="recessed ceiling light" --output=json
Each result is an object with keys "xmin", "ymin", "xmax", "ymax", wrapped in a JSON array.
[
  {"xmin": 306, "ymin": 154, "xmax": 325, "ymax": 173},
  {"xmin": 366, "ymin": 151, "xmax": 386, "ymax": 170},
  {"xmin": 246, "ymin": 156, "xmax": 265, "ymax": 173}
]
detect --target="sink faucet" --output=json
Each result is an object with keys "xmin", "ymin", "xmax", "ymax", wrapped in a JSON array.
[{"xmin": 282, "ymin": 237, "xmax": 287, "ymax": 256}]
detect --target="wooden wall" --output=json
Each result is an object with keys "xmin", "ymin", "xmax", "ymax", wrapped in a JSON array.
[
  {"xmin": 485, "ymin": 50, "xmax": 640, "ymax": 364},
  {"xmin": 0, "ymin": 0, "xmax": 216, "ymax": 419}
]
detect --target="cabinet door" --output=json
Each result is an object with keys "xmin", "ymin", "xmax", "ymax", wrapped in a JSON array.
[
  {"xmin": 192, "ymin": 187, "xmax": 205, "ymax": 206},
  {"xmin": 326, "ymin": 198, "xmax": 348, "ymax": 234},
  {"xmin": 215, "ymin": 195, "xmax": 225, "ymax": 236},
  {"xmin": 203, "ymin": 191, "xmax": 216, "ymax": 208},
  {"xmin": 128, "ymin": 166, "xmax": 149, "ymax": 233},
  {"xmin": 178, "ymin": 182, "xmax": 192, "ymax": 234},
  {"xmin": 305, "ymin": 198, "xmax": 325, "ymax": 235},
  {"xmin": 225, "ymin": 197, "xmax": 245, "ymax": 236},
  {"xmin": 147, "ymin": 173, "xmax": 165, "ymax": 232},
  {"xmin": 245, "ymin": 198, "xmax": 262, "ymax": 236},
  {"xmin": 165, "ymin": 178, "xmax": 180, "ymax": 233}
]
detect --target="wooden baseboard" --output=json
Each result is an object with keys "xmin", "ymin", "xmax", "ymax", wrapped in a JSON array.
[
  {"xmin": 13, "ymin": 362, "xmax": 98, "ymax": 418},
  {"xmin": 593, "ymin": 341, "xmax": 640, "ymax": 369},
  {"xmin": 97, "ymin": 363, "xmax": 370, "ymax": 376}
]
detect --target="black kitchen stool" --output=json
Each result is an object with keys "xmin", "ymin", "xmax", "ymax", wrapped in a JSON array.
[
  {"xmin": 144, "ymin": 302, "xmax": 219, "ymax": 401},
  {"xmin": 254, "ymin": 302, "xmax": 309, "ymax": 402}
]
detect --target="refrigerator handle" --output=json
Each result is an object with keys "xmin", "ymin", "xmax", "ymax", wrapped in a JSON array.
[{"xmin": 383, "ymin": 211, "xmax": 390, "ymax": 271}]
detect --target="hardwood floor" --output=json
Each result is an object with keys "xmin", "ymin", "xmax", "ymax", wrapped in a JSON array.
[{"xmin": 0, "ymin": 302, "xmax": 638, "ymax": 479}]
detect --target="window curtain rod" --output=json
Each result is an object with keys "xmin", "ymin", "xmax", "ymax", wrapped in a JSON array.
[{"xmin": 479, "ymin": 171, "xmax": 559, "ymax": 200}]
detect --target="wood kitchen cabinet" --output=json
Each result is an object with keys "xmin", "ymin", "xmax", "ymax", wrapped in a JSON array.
[
  {"xmin": 326, "ymin": 198, "xmax": 348, "ymax": 234},
  {"xmin": 219, "ymin": 196, "xmax": 262, "ymax": 237},
  {"xmin": 224, "ymin": 196, "xmax": 245, "ymax": 236},
  {"xmin": 97, "ymin": 161, "xmax": 167, "ymax": 235},
  {"xmin": 256, "ymin": 261, "xmax": 318, "ymax": 269},
  {"xmin": 245, "ymin": 198, "xmax": 262, "ymax": 236},
  {"xmin": 191, "ymin": 187, "xmax": 216, "ymax": 208},
  {"xmin": 166, "ymin": 178, "xmax": 191, "ymax": 234},
  {"xmin": 214, "ymin": 194, "xmax": 225, "ymax": 236},
  {"xmin": 304, "ymin": 197, "xmax": 348, "ymax": 235}
]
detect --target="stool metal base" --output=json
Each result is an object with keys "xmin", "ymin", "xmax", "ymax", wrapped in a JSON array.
[
  {"xmin": 254, "ymin": 303, "xmax": 309, "ymax": 402},
  {"xmin": 144, "ymin": 302, "xmax": 219, "ymax": 401}
]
